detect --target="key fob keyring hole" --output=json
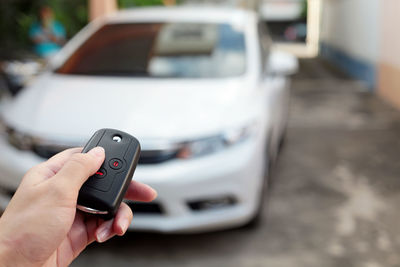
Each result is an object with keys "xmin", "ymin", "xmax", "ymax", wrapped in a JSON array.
[{"xmin": 112, "ymin": 135, "xmax": 122, "ymax": 143}]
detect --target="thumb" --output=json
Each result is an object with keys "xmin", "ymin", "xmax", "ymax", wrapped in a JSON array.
[{"xmin": 52, "ymin": 147, "xmax": 105, "ymax": 192}]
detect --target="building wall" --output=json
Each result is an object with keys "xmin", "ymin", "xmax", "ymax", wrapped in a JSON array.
[
  {"xmin": 89, "ymin": 0, "xmax": 117, "ymax": 21},
  {"xmin": 320, "ymin": 0, "xmax": 400, "ymax": 108},
  {"xmin": 378, "ymin": 0, "xmax": 400, "ymax": 108},
  {"xmin": 320, "ymin": 0, "xmax": 380, "ymax": 89}
]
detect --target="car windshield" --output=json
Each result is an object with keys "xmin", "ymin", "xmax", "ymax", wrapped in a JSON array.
[{"xmin": 55, "ymin": 22, "xmax": 247, "ymax": 78}]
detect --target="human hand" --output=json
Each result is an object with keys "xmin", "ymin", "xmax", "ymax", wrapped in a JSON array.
[
  {"xmin": 48, "ymin": 33, "xmax": 65, "ymax": 45},
  {"xmin": 32, "ymin": 33, "xmax": 49, "ymax": 44},
  {"xmin": 0, "ymin": 147, "xmax": 157, "ymax": 267}
]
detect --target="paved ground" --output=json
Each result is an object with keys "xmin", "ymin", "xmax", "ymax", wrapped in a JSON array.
[{"xmin": 73, "ymin": 59, "xmax": 400, "ymax": 267}]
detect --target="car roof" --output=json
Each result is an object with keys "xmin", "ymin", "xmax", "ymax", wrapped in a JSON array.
[{"xmin": 103, "ymin": 6, "xmax": 257, "ymax": 25}]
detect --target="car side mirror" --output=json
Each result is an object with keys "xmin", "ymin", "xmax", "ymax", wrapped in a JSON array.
[{"xmin": 267, "ymin": 50, "xmax": 299, "ymax": 76}]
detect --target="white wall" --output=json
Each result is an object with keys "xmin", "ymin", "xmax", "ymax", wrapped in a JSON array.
[
  {"xmin": 378, "ymin": 0, "xmax": 400, "ymax": 108},
  {"xmin": 380, "ymin": 0, "xmax": 400, "ymax": 67},
  {"xmin": 320, "ymin": 0, "xmax": 380, "ymax": 64},
  {"xmin": 89, "ymin": 0, "xmax": 117, "ymax": 21}
]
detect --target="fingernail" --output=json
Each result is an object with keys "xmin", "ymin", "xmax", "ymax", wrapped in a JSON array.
[
  {"xmin": 119, "ymin": 218, "xmax": 131, "ymax": 234},
  {"xmin": 89, "ymin": 147, "xmax": 105, "ymax": 157},
  {"xmin": 150, "ymin": 188, "xmax": 158, "ymax": 200},
  {"xmin": 97, "ymin": 220, "xmax": 113, "ymax": 242}
]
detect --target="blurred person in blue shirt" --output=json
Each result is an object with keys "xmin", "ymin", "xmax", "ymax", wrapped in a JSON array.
[{"xmin": 29, "ymin": 6, "xmax": 66, "ymax": 58}]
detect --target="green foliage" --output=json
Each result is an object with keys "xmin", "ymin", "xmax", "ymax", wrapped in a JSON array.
[
  {"xmin": 0, "ymin": 0, "xmax": 175, "ymax": 58},
  {"xmin": 15, "ymin": 12, "xmax": 37, "ymax": 47},
  {"xmin": 38, "ymin": 0, "xmax": 88, "ymax": 38},
  {"xmin": 0, "ymin": 0, "xmax": 88, "ymax": 58},
  {"xmin": 300, "ymin": 0, "xmax": 308, "ymax": 19},
  {"xmin": 118, "ymin": 0, "xmax": 164, "ymax": 8}
]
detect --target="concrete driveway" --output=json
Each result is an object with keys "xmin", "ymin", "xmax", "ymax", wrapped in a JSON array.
[{"xmin": 72, "ymin": 59, "xmax": 400, "ymax": 267}]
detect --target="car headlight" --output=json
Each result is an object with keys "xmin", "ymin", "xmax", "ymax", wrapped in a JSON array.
[
  {"xmin": 4, "ymin": 125, "xmax": 75, "ymax": 158},
  {"xmin": 0, "ymin": 117, "xmax": 5, "ymax": 133},
  {"xmin": 177, "ymin": 122, "xmax": 257, "ymax": 159},
  {"xmin": 0, "ymin": 117, "xmax": 38, "ymax": 151},
  {"xmin": 6, "ymin": 127, "xmax": 35, "ymax": 150}
]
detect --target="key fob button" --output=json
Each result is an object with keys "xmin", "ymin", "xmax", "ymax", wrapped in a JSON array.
[
  {"xmin": 109, "ymin": 158, "xmax": 123, "ymax": 170},
  {"xmin": 86, "ymin": 172, "xmax": 116, "ymax": 192},
  {"xmin": 94, "ymin": 168, "xmax": 107, "ymax": 179}
]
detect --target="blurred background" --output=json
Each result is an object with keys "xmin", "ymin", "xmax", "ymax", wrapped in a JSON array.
[{"xmin": 1, "ymin": 0, "xmax": 400, "ymax": 267}]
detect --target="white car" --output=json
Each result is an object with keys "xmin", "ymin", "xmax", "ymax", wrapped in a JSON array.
[{"xmin": 0, "ymin": 7, "xmax": 297, "ymax": 233}]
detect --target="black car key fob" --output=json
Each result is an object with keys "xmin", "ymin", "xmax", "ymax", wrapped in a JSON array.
[{"xmin": 77, "ymin": 128, "xmax": 141, "ymax": 219}]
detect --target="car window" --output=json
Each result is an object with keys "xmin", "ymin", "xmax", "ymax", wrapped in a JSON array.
[{"xmin": 56, "ymin": 23, "xmax": 247, "ymax": 78}]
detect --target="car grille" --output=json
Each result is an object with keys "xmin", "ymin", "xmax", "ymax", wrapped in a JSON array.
[
  {"xmin": 32, "ymin": 144, "xmax": 178, "ymax": 165},
  {"xmin": 5, "ymin": 125, "xmax": 180, "ymax": 164},
  {"xmin": 138, "ymin": 150, "xmax": 178, "ymax": 164},
  {"xmin": 3, "ymin": 189, "xmax": 164, "ymax": 215},
  {"xmin": 125, "ymin": 201, "xmax": 164, "ymax": 215},
  {"xmin": 32, "ymin": 144, "xmax": 71, "ymax": 159}
]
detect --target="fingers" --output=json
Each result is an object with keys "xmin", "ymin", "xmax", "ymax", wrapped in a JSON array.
[
  {"xmin": 45, "ymin": 147, "xmax": 84, "ymax": 177},
  {"xmin": 84, "ymin": 216, "xmax": 102, "ymax": 245},
  {"xmin": 95, "ymin": 220, "xmax": 115, "ymax": 243},
  {"xmin": 51, "ymin": 147, "xmax": 105, "ymax": 192},
  {"xmin": 124, "ymin": 180, "xmax": 157, "ymax": 202},
  {"xmin": 67, "ymin": 212, "xmax": 90, "ymax": 258},
  {"xmin": 90, "ymin": 179, "xmax": 156, "ymax": 244},
  {"xmin": 95, "ymin": 202, "xmax": 133, "ymax": 243},
  {"xmin": 22, "ymin": 148, "xmax": 83, "ymax": 185},
  {"xmin": 113, "ymin": 202, "xmax": 133, "ymax": 236}
]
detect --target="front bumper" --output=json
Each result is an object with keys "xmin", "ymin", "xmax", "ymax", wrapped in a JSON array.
[{"xmin": 0, "ymin": 134, "xmax": 267, "ymax": 233}]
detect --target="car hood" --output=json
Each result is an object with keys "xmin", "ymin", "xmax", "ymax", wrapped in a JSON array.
[{"xmin": 3, "ymin": 74, "xmax": 258, "ymax": 145}]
